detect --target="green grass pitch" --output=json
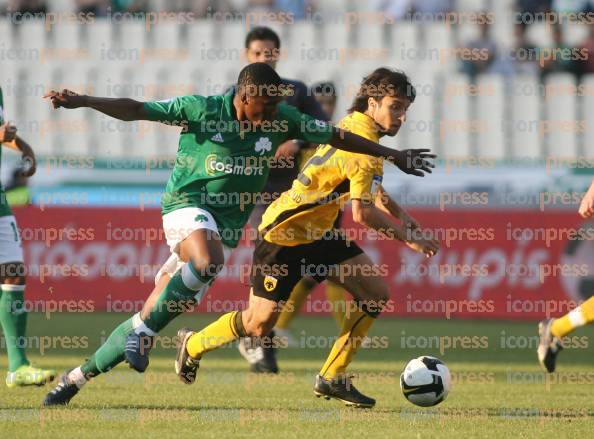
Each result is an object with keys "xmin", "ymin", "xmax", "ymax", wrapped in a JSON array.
[{"xmin": 2, "ymin": 312, "xmax": 594, "ymax": 438}]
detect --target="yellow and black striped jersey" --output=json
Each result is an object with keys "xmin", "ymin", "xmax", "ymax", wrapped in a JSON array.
[{"xmin": 259, "ymin": 111, "xmax": 384, "ymax": 246}]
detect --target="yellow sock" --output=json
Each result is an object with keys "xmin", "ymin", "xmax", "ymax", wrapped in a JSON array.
[
  {"xmin": 186, "ymin": 311, "xmax": 243, "ymax": 358},
  {"xmin": 325, "ymin": 281, "xmax": 346, "ymax": 328},
  {"xmin": 551, "ymin": 296, "xmax": 594, "ymax": 338},
  {"xmin": 319, "ymin": 305, "xmax": 376, "ymax": 379},
  {"xmin": 275, "ymin": 278, "xmax": 314, "ymax": 330}
]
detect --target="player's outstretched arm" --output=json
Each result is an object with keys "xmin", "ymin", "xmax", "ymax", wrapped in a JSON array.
[
  {"xmin": 44, "ymin": 89, "xmax": 147, "ymax": 121},
  {"xmin": 375, "ymin": 185, "xmax": 419, "ymax": 229},
  {"xmin": 579, "ymin": 178, "xmax": 594, "ymax": 218},
  {"xmin": 330, "ymin": 128, "xmax": 435, "ymax": 177},
  {"xmin": 352, "ymin": 199, "xmax": 439, "ymax": 258}
]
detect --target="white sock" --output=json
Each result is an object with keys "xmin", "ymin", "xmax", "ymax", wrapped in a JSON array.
[
  {"xmin": 67, "ymin": 367, "xmax": 87, "ymax": 389},
  {"xmin": 180, "ymin": 263, "xmax": 208, "ymax": 290},
  {"xmin": 132, "ymin": 312, "xmax": 158, "ymax": 336}
]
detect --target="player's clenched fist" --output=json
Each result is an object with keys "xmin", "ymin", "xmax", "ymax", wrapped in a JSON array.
[
  {"xmin": 43, "ymin": 89, "xmax": 86, "ymax": 109},
  {"xmin": 578, "ymin": 179, "xmax": 594, "ymax": 219}
]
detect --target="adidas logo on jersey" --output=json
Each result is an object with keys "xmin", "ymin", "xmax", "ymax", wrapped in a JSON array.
[{"xmin": 211, "ymin": 133, "xmax": 224, "ymax": 142}]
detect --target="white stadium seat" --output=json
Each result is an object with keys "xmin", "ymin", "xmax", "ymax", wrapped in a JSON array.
[
  {"xmin": 476, "ymin": 74, "xmax": 506, "ymax": 160},
  {"xmin": 391, "ymin": 21, "xmax": 420, "ymax": 73},
  {"xmin": 50, "ymin": 22, "xmax": 81, "ymax": 50},
  {"xmin": 405, "ymin": 74, "xmax": 436, "ymax": 154},
  {"xmin": 510, "ymin": 75, "xmax": 542, "ymax": 159},
  {"xmin": 581, "ymin": 75, "xmax": 594, "ymax": 159},
  {"xmin": 439, "ymin": 74, "xmax": 471, "ymax": 158},
  {"xmin": 149, "ymin": 22, "xmax": 180, "ymax": 50},
  {"xmin": 545, "ymin": 73, "xmax": 578, "ymax": 159}
]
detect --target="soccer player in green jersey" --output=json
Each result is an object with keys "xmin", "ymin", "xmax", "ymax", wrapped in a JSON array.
[
  {"xmin": 42, "ymin": 63, "xmax": 435, "ymax": 405},
  {"xmin": 0, "ymin": 87, "xmax": 56, "ymax": 387}
]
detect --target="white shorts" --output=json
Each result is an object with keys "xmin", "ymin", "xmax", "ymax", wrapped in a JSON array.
[
  {"xmin": 156, "ymin": 207, "xmax": 233, "ymax": 285},
  {"xmin": 0, "ymin": 215, "xmax": 23, "ymax": 265}
]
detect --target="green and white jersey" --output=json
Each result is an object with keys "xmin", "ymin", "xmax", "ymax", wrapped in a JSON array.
[
  {"xmin": 0, "ymin": 87, "xmax": 13, "ymax": 218},
  {"xmin": 143, "ymin": 90, "xmax": 333, "ymax": 248}
]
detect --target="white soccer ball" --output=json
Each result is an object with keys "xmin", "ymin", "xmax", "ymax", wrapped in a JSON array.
[{"xmin": 400, "ymin": 356, "xmax": 451, "ymax": 407}]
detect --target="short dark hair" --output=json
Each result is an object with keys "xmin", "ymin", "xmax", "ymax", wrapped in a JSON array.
[
  {"xmin": 312, "ymin": 81, "xmax": 337, "ymax": 98},
  {"xmin": 237, "ymin": 62, "xmax": 282, "ymax": 97},
  {"xmin": 245, "ymin": 26, "xmax": 281, "ymax": 49},
  {"xmin": 348, "ymin": 68, "xmax": 415, "ymax": 113}
]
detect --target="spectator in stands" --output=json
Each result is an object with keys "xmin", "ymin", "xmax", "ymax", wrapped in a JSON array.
[
  {"xmin": 191, "ymin": 0, "xmax": 237, "ymax": 18},
  {"xmin": 410, "ymin": 0, "xmax": 454, "ymax": 20},
  {"xmin": 311, "ymin": 81, "xmax": 337, "ymax": 122},
  {"xmin": 515, "ymin": 0, "xmax": 552, "ymax": 31},
  {"xmin": 512, "ymin": 23, "xmax": 541, "ymax": 76},
  {"xmin": 540, "ymin": 24, "xmax": 580, "ymax": 77},
  {"xmin": 246, "ymin": 0, "xmax": 274, "ymax": 14},
  {"xmin": 370, "ymin": 0, "xmax": 412, "ymax": 22},
  {"xmin": 7, "ymin": 0, "xmax": 47, "ymax": 15},
  {"xmin": 576, "ymin": 24, "xmax": 594, "ymax": 76},
  {"xmin": 110, "ymin": 0, "xmax": 148, "ymax": 13},
  {"xmin": 461, "ymin": 13, "xmax": 499, "ymax": 79},
  {"xmin": 274, "ymin": 0, "xmax": 315, "ymax": 20},
  {"xmin": 75, "ymin": 0, "xmax": 109, "ymax": 16},
  {"xmin": 552, "ymin": 0, "xmax": 594, "ymax": 14}
]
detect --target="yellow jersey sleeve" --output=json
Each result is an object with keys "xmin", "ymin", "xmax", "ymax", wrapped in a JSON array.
[{"xmin": 346, "ymin": 155, "xmax": 384, "ymax": 204}]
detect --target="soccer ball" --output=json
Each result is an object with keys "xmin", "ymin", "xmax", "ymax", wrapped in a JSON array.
[{"xmin": 400, "ymin": 356, "xmax": 451, "ymax": 407}]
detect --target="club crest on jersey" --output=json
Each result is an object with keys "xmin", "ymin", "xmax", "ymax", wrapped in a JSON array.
[
  {"xmin": 263, "ymin": 275, "xmax": 278, "ymax": 292},
  {"xmin": 255, "ymin": 137, "xmax": 272, "ymax": 155}
]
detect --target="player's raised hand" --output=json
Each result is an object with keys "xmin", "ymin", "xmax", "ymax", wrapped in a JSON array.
[
  {"xmin": 579, "ymin": 180, "xmax": 594, "ymax": 218},
  {"xmin": 390, "ymin": 149, "xmax": 436, "ymax": 177},
  {"xmin": 0, "ymin": 122, "xmax": 17, "ymax": 143},
  {"xmin": 43, "ymin": 89, "xmax": 86, "ymax": 109}
]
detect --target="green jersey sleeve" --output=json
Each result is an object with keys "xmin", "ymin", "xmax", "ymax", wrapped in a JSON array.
[
  {"xmin": 282, "ymin": 104, "xmax": 334, "ymax": 144},
  {"xmin": 143, "ymin": 95, "xmax": 206, "ymax": 124}
]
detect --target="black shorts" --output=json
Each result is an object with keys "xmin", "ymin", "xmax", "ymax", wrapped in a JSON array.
[{"xmin": 250, "ymin": 229, "xmax": 363, "ymax": 302}]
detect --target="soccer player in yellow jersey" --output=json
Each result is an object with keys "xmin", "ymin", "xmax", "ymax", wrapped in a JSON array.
[
  {"xmin": 538, "ymin": 178, "xmax": 594, "ymax": 372},
  {"xmin": 174, "ymin": 68, "xmax": 439, "ymax": 408}
]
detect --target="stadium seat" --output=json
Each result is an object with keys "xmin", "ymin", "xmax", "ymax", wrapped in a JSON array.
[
  {"xmin": 51, "ymin": 63, "xmax": 93, "ymax": 157},
  {"xmin": 491, "ymin": 0, "xmax": 516, "ymax": 48},
  {"xmin": 87, "ymin": 64, "xmax": 128, "ymax": 157},
  {"xmin": 50, "ymin": 22, "xmax": 81, "ymax": 50},
  {"xmin": 284, "ymin": 21, "xmax": 318, "ymax": 64},
  {"xmin": 405, "ymin": 74, "xmax": 436, "ymax": 156},
  {"xmin": 84, "ymin": 19, "xmax": 114, "ymax": 58},
  {"xmin": 476, "ymin": 74, "xmax": 505, "ymax": 160},
  {"xmin": 581, "ymin": 75, "xmax": 594, "ymax": 159},
  {"xmin": 13, "ymin": 21, "xmax": 47, "ymax": 52},
  {"xmin": 545, "ymin": 73, "xmax": 578, "ymax": 159},
  {"xmin": 423, "ymin": 23, "xmax": 455, "ymax": 74},
  {"xmin": 526, "ymin": 22, "xmax": 553, "ymax": 48},
  {"xmin": 149, "ymin": 22, "xmax": 180, "ymax": 50},
  {"xmin": 114, "ymin": 20, "xmax": 147, "ymax": 57},
  {"xmin": 391, "ymin": 21, "xmax": 420, "ymax": 72},
  {"xmin": 510, "ymin": 75, "xmax": 541, "ymax": 159},
  {"xmin": 0, "ymin": 19, "xmax": 14, "ymax": 51},
  {"xmin": 17, "ymin": 63, "xmax": 60, "ymax": 156},
  {"xmin": 440, "ymin": 74, "xmax": 471, "ymax": 158}
]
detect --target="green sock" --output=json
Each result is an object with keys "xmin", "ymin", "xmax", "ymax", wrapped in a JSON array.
[
  {"xmin": 143, "ymin": 265, "xmax": 211, "ymax": 333},
  {"xmin": 0, "ymin": 285, "xmax": 29, "ymax": 372},
  {"xmin": 81, "ymin": 317, "xmax": 134, "ymax": 377}
]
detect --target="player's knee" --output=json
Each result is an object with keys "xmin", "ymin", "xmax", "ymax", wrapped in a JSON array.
[
  {"xmin": 191, "ymin": 252, "xmax": 225, "ymax": 279},
  {"xmin": 244, "ymin": 315, "xmax": 275, "ymax": 337}
]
